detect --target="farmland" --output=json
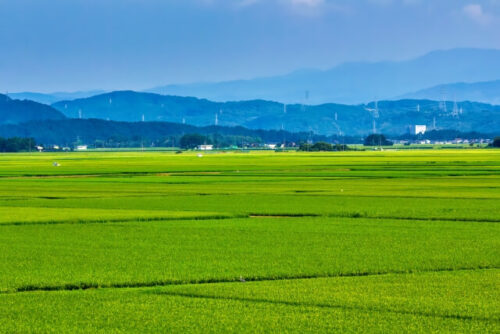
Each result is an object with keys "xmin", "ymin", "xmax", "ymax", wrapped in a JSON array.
[{"xmin": 0, "ymin": 150, "xmax": 499, "ymax": 333}]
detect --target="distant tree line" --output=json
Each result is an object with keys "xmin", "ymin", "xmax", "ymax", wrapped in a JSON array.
[
  {"xmin": 179, "ymin": 134, "xmax": 211, "ymax": 149},
  {"xmin": 299, "ymin": 142, "xmax": 350, "ymax": 152},
  {"xmin": 492, "ymin": 137, "xmax": 500, "ymax": 148},
  {"xmin": 0, "ymin": 137, "xmax": 35, "ymax": 152},
  {"xmin": 178, "ymin": 133, "xmax": 263, "ymax": 149},
  {"xmin": 363, "ymin": 134, "xmax": 393, "ymax": 146},
  {"xmin": 0, "ymin": 119, "xmax": 363, "ymax": 148}
]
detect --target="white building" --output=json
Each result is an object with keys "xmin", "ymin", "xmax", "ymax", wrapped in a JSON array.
[
  {"xmin": 197, "ymin": 145, "xmax": 213, "ymax": 151},
  {"xmin": 414, "ymin": 125, "xmax": 427, "ymax": 135},
  {"xmin": 76, "ymin": 145, "xmax": 88, "ymax": 151}
]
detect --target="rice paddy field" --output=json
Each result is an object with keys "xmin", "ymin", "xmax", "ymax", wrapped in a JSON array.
[{"xmin": 0, "ymin": 149, "xmax": 499, "ymax": 333}]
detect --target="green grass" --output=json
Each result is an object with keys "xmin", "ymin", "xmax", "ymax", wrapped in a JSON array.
[{"xmin": 0, "ymin": 149, "xmax": 499, "ymax": 332}]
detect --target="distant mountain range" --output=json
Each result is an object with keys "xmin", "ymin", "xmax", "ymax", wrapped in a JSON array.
[
  {"xmin": 399, "ymin": 80, "xmax": 500, "ymax": 105},
  {"xmin": 1, "ymin": 91, "xmax": 497, "ymax": 145},
  {"xmin": 2, "ymin": 83, "xmax": 499, "ymax": 138},
  {"xmin": 148, "ymin": 48, "xmax": 500, "ymax": 104},
  {"xmin": 7, "ymin": 90, "xmax": 106, "ymax": 105},
  {"xmin": 9, "ymin": 48, "xmax": 500, "ymax": 106},
  {"xmin": 52, "ymin": 91, "xmax": 500, "ymax": 136},
  {"xmin": 0, "ymin": 94, "xmax": 66, "ymax": 125}
]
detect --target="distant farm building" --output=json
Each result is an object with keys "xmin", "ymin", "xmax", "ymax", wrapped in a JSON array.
[
  {"xmin": 413, "ymin": 125, "xmax": 427, "ymax": 135},
  {"xmin": 76, "ymin": 145, "xmax": 88, "ymax": 151},
  {"xmin": 197, "ymin": 145, "xmax": 213, "ymax": 151}
]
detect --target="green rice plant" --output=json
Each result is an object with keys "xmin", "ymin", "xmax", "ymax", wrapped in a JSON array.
[
  {"xmin": 0, "ymin": 270, "xmax": 497, "ymax": 333},
  {"xmin": 0, "ymin": 149, "xmax": 498, "ymax": 332},
  {"xmin": 0, "ymin": 217, "xmax": 498, "ymax": 292},
  {"xmin": 0, "ymin": 206, "xmax": 234, "ymax": 225}
]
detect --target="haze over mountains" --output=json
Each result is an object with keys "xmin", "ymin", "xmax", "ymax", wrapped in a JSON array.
[
  {"xmin": 400, "ymin": 80, "xmax": 500, "ymax": 105},
  {"xmin": 2, "ymin": 47, "xmax": 499, "ymax": 140},
  {"xmin": 149, "ymin": 48, "xmax": 500, "ymax": 105},
  {"xmin": 7, "ymin": 91, "xmax": 107, "ymax": 106},
  {"xmin": 9, "ymin": 48, "xmax": 500, "ymax": 106}
]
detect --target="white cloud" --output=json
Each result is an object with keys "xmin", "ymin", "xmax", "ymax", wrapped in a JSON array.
[
  {"xmin": 235, "ymin": 0, "xmax": 326, "ymax": 9},
  {"xmin": 202, "ymin": 0, "xmax": 428, "ymax": 15},
  {"xmin": 402, "ymin": 0, "xmax": 422, "ymax": 5},
  {"xmin": 366, "ymin": 0, "xmax": 394, "ymax": 5},
  {"xmin": 232, "ymin": 0, "xmax": 331, "ymax": 16},
  {"xmin": 463, "ymin": 3, "xmax": 493, "ymax": 24},
  {"xmin": 238, "ymin": 0, "xmax": 261, "ymax": 7},
  {"xmin": 289, "ymin": 0, "xmax": 325, "ymax": 7}
]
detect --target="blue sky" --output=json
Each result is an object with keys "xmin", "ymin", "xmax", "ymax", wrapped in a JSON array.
[{"xmin": 1, "ymin": 0, "xmax": 499, "ymax": 92}]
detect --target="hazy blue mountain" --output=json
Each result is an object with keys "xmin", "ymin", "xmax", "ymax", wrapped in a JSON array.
[
  {"xmin": 52, "ymin": 91, "xmax": 373, "ymax": 135},
  {"xmin": 148, "ymin": 48, "xmax": 500, "ymax": 104},
  {"xmin": 52, "ymin": 91, "xmax": 500, "ymax": 136},
  {"xmin": 0, "ymin": 94, "xmax": 66, "ymax": 125},
  {"xmin": 399, "ymin": 80, "xmax": 500, "ymax": 105},
  {"xmin": 7, "ymin": 90, "xmax": 106, "ymax": 105}
]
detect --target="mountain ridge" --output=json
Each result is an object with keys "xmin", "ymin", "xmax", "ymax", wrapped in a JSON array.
[
  {"xmin": 148, "ymin": 48, "xmax": 500, "ymax": 104},
  {"xmin": 52, "ymin": 91, "xmax": 500, "ymax": 136},
  {"xmin": 7, "ymin": 90, "xmax": 107, "ymax": 105},
  {"xmin": 0, "ymin": 94, "xmax": 66, "ymax": 125},
  {"xmin": 399, "ymin": 80, "xmax": 500, "ymax": 105},
  {"xmin": 9, "ymin": 48, "xmax": 500, "ymax": 106}
]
